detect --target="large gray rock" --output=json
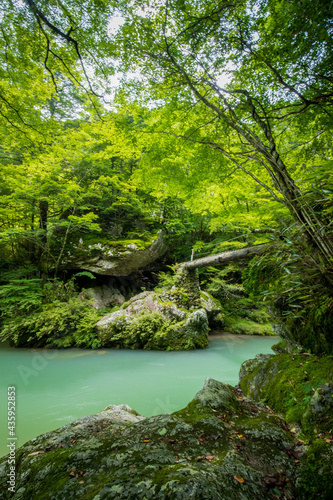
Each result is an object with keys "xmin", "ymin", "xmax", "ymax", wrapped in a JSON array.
[
  {"xmin": 81, "ymin": 284, "xmax": 125, "ymax": 309},
  {"xmin": 192, "ymin": 377, "xmax": 242, "ymax": 413},
  {"xmin": 65, "ymin": 232, "xmax": 167, "ymax": 276}
]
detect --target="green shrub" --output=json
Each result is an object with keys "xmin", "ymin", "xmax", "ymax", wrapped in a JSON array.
[
  {"xmin": 199, "ymin": 264, "xmax": 273, "ymax": 334},
  {"xmin": 0, "ymin": 297, "xmax": 100, "ymax": 348}
]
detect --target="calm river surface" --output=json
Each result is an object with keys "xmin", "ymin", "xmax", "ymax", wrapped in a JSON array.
[{"xmin": 0, "ymin": 334, "xmax": 277, "ymax": 457}]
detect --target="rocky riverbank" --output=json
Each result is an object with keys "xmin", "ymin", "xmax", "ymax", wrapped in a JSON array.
[{"xmin": 1, "ymin": 343, "xmax": 332, "ymax": 499}]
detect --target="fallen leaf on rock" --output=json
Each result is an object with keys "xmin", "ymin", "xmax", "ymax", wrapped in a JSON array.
[
  {"xmin": 205, "ymin": 455, "xmax": 215, "ymax": 461},
  {"xmin": 234, "ymin": 475, "xmax": 245, "ymax": 483},
  {"xmin": 27, "ymin": 451, "xmax": 45, "ymax": 457}
]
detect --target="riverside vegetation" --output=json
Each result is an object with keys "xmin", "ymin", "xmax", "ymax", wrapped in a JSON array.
[{"xmin": 0, "ymin": 0, "xmax": 332, "ymax": 498}]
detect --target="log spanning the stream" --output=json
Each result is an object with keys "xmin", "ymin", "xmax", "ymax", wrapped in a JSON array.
[{"xmin": 180, "ymin": 244, "xmax": 270, "ymax": 270}]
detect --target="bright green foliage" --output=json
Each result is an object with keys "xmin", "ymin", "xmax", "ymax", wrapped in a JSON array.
[
  {"xmin": 0, "ymin": 0, "xmax": 117, "ymax": 141},
  {"xmin": 223, "ymin": 317, "xmax": 273, "ymax": 336},
  {"xmin": 243, "ymin": 238, "xmax": 333, "ymax": 353},
  {"xmin": 0, "ymin": 268, "xmax": 42, "ymax": 318},
  {"xmin": 0, "ymin": 0, "xmax": 332, "ymax": 355},
  {"xmin": 0, "ymin": 115, "xmax": 158, "ymax": 276}
]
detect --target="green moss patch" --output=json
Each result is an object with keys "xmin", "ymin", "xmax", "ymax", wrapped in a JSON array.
[
  {"xmin": 240, "ymin": 353, "xmax": 333, "ymax": 435},
  {"xmin": 224, "ymin": 317, "xmax": 274, "ymax": 335}
]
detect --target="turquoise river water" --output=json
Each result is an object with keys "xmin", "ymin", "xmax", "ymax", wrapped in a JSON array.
[{"xmin": 0, "ymin": 334, "xmax": 278, "ymax": 458}]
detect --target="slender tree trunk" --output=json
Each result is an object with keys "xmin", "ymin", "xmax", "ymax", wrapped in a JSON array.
[{"xmin": 37, "ymin": 199, "xmax": 48, "ymax": 262}]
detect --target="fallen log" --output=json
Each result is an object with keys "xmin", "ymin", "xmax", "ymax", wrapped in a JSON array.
[{"xmin": 180, "ymin": 244, "xmax": 270, "ymax": 270}]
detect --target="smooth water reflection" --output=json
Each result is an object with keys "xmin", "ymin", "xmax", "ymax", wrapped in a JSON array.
[{"xmin": 0, "ymin": 334, "xmax": 277, "ymax": 457}]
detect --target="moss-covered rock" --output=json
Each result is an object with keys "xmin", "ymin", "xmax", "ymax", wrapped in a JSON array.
[
  {"xmin": 200, "ymin": 291, "xmax": 224, "ymax": 329},
  {"xmin": 271, "ymin": 339, "xmax": 293, "ymax": 354},
  {"xmin": 239, "ymin": 352, "xmax": 333, "ymax": 499},
  {"xmin": 167, "ymin": 267, "xmax": 201, "ymax": 309},
  {"xmin": 239, "ymin": 353, "xmax": 333, "ymax": 435},
  {"xmin": 0, "ymin": 379, "xmax": 297, "ymax": 500},
  {"xmin": 80, "ymin": 284, "xmax": 125, "ymax": 309},
  {"xmin": 97, "ymin": 291, "xmax": 209, "ymax": 350},
  {"xmin": 62, "ymin": 231, "xmax": 167, "ymax": 276},
  {"xmin": 302, "ymin": 382, "xmax": 333, "ymax": 435}
]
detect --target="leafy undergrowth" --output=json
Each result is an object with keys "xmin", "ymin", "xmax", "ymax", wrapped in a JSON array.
[{"xmin": 0, "ymin": 297, "xmax": 101, "ymax": 349}]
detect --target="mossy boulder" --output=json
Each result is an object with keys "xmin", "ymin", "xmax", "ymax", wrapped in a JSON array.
[
  {"xmin": 239, "ymin": 353, "xmax": 333, "ymax": 499},
  {"xmin": 302, "ymin": 382, "xmax": 333, "ymax": 435},
  {"xmin": 200, "ymin": 291, "xmax": 224, "ymax": 329},
  {"xmin": 0, "ymin": 379, "xmax": 298, "ymax": 500},
  {"xmin": 62, "ymin": 231, "xmax": 167, "ymax": 276},
  {"xmin": 96, "ymin": 291, "xmax": 209, "ymax": 350},
  {"xmin": 239, "ymin": 353, "xmax": 333, "ymax": 435},
  {"xmin": 80, "ymin": 284, "xmax": 125, "ymax": 309}
]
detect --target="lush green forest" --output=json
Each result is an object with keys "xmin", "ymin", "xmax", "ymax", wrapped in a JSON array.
[
  {"xmin": 0, "ymin": 0, "xmax": 332, "ymax": 353},
  {"xmin": 0, "ymin": 2, "xmax": 333, "ymax": 499}
]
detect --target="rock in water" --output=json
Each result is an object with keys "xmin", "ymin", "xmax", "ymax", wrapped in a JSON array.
[{"xmin": 96, "ymin": 291, "xmax": 209, "ymax": 350}]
